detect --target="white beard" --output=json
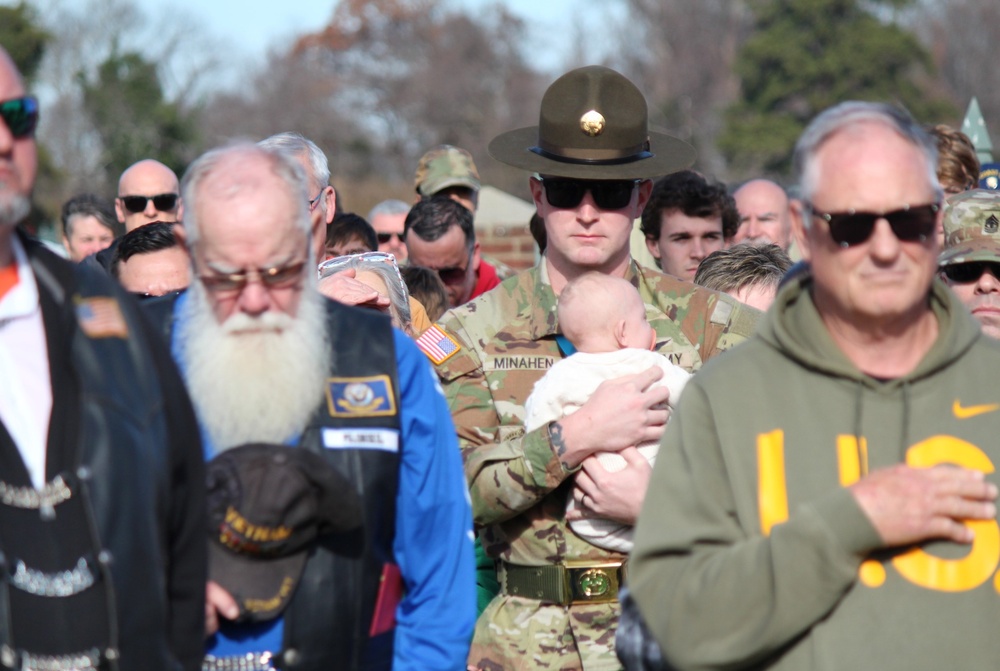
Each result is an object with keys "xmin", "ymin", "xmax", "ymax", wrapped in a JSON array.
[
  {"xmin": 177, "ymin": 278, "xmax": 332, "ymax": 452},
  {"xmin": 0, "ymin": 193, "xmax": 31, "ymax": 228}
]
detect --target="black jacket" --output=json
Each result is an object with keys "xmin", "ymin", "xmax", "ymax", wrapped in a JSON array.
[{"xmin": 0, "ymin": 234, "xmax": 205, "ymax": 671}]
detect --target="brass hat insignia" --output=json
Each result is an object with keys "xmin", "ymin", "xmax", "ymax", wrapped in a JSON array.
[{"xmin": 579, "ymin": 110, "xmax": 606, "ymax": 137}]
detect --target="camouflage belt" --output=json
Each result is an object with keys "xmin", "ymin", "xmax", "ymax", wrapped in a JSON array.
[{"xmin": 498, "ymin": 560, "xmax": 625, "ymax": 605}]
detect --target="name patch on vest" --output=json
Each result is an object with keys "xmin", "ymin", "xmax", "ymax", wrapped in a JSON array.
[
  {"xmin": 322, "ymin": 428, "xmax": 400, "ymax": 452},
  {"xmin": 326, "ymin": 376, "xmax": 397, "ymax": 417},
  {"xmin": 486, "ymin": 355, "xmax": 557, "ymax": 371}
]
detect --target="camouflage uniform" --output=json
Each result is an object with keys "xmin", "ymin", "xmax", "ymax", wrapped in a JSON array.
[
  {"xmin": 430, "ymin": 260, "xmax": 759, "ymax": 671},
  {"xmin": 939, "ymin": 189, "xmax": 1000, "ymax": 267}
]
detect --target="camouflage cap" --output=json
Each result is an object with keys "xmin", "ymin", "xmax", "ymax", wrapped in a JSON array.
[
  {"xmin": 939, "ymin": 189, "xmax": 1000, "ymax": 266},
  {"xmin": 414, "ymin": 145, "xmax": 481, "ymax": 197}
]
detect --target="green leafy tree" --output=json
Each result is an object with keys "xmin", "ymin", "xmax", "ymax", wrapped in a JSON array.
[
  {"xmin": 79, "ymin": 50, "xmax": 197, "ymax": 181},
  {"xmin": 0, "ymin": 2, "xmax": 49, "ymax": 84},
  {"xmin": 0, "ymin": 2, "xmax": 59, "ymax": 237},
  {"xmin": 720, "ymin": 0, "xmax": 954, "ymax": 178}
]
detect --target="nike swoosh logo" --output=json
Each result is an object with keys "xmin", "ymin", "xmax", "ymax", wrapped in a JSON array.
[{"xmin": 953, "ymin": 400, "xmax": 1000, "ymax": 419}]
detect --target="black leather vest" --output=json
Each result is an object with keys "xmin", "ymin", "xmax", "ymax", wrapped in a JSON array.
[
  {"xmin": 282, "ymin": 300, "xmax": 402, "ymax": 671},
  {"xmin": 0, "ymin": 245, "xmax": 183, "ymax": 670}
]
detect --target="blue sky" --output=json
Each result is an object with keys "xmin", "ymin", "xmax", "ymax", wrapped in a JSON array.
[{"xmin": 130, "ymin": 0, "xmax": 607, "ymax": 76}]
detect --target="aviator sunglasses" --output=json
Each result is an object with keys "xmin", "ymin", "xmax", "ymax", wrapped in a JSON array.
[
  {"xmin": 540, "ymin": 178, "xmax": 640, "ymax": 211},
  {"xmin": 119, "ymin": 193, "xmax": 179, "ymax": 214},
  {"xmin": 0, "ymin": 96, "xmax": 39, "ymax": 139},
  {"xmin": 804, "ymin": 201, "xmax": 940, "ymax": 248},
  {"xmin": 199, "ymin": 260, "xmax": 308, "ymax": 294},
  {"xmin": 941, "ymin": 261, "xmax": 1000, "ymax": 284}
]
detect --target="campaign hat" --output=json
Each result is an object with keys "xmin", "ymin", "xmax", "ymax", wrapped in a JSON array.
[{"xmin": 488, "ymin": 65, "xmax": 695, "ymax": 180}]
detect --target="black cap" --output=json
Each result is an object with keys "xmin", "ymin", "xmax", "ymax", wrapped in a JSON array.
[{"xmin": 206, "ymin": 443, "xmax": 362, "ymax": 622}]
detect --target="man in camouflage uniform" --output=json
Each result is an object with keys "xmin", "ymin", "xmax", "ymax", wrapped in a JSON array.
[
  {"xmin": 417, "ymin": 66, "xmax": 759, "ymax": 671},
  {"xmin": 939, "ymin": 189, "xmax": 1000, "ymax": 339}
]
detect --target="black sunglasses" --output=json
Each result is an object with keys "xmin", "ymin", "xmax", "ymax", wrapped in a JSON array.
[
  {"xmin": 376, "ymin": 232, "xmax": 405, "ymax": 244},
  {"xmin": 941, "ymin": 262, "xmax": 1000, "ymax": 284},
  {"xmin": 130, "ymin": 289, "xmax": 184, "ymax": 301},
  {"xmin": 0, "ymin": 96, "xmax": 39, "ymax": 139},
  {"xmin": 435, "ymin": 264, "xmax": 470, "ymax": 285},
  {"xmin": 804, "ymin": 201, "xmax": 939, "ymax": 247},
  {"xmin": 120, "ymin": 193, "xmax": 179, "ymax": 214},
  {"xmin": 540, "ymin": 178, "xmax": 640, "ymax": 211}
]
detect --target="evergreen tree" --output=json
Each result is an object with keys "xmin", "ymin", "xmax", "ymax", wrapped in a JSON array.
[
  {"xmin": 79, "ymin": 50, "xmax": 197, "ymax": 181},
  {"xmin": 0, "ymin": 2, "xmax": 49, "ymax": 84},
  {"xmin": 720, "ymin": 0, "xmax": 953, "ymax": 178}
]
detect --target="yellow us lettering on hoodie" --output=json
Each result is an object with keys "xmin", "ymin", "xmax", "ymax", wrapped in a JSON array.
[{"xmin": 759, "ymin": 430, "xmax": 1000, "ymax": 592}]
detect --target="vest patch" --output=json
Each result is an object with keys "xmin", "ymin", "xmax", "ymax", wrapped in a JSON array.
[
  {"xmin": 326, "ymin": 376, "xmax": 397, "ymax": 417},
  {"xmin": 75, "ymin": 297, "xmax": 128, "ymax": 339},
  {"xmin": 322, "ymin": 428, "xmax": 400, "ymax": 452},
  {"xmin": 486, "ymin": 355, "xmax": 557, "ymax": 371}
]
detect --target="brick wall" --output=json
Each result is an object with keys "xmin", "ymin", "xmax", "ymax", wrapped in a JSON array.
[{"xmin": 478, "ymin": 223, "xmax": 538, "ymax": 271}]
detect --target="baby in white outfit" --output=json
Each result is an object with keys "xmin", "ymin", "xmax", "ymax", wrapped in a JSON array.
[{"xmin": 524, "ymin": 273, "xmax": 690, "ymax": 553}]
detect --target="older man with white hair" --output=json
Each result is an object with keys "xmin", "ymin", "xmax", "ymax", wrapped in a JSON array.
[
  {"xmin": 151, "ymin": 141, "xmax": 473, "ymax": 671},
  {"xmin": 630, "ymin": 102, "xmax": 1000, "ymax": 670}
]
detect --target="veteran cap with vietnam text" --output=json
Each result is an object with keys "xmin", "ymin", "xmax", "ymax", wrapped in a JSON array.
[{"xmin": 206, "ymin": 443, "xmax": 362, "ymax": 622}]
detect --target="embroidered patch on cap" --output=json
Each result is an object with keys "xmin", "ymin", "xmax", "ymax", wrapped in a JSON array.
[
  {"xmin": 325, "ymin": 376, "xmax": 397, "ymax": 417},
  {"xmin": 416, "ymin": 325, "xmax": 461, "ymax": 365},
  {"xmin": 75, "ymin": 297, "xmax": 128, "ymax": 339}
]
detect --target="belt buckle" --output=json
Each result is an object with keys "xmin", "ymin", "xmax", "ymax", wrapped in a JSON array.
[{"xmin": 563, "ymin": 560, "xmax": 624, "ymax": 604}]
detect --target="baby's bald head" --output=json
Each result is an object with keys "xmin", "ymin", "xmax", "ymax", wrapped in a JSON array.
[{"xmin": 558, "ymin": 273, "xmax": 654, "ymax": 353}]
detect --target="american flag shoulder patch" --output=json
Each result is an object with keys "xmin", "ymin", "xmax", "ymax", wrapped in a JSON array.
[
  {"xmin": 75, "ymin": 297, "xmax": 129, "ymax": 339},
  {"xmin": 416, "ymin": 325, "xmax": 461, "ymax": 365}
]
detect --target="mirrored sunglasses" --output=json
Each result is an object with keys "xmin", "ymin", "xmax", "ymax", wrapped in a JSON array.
[
  {"xmin": 941, "ymin": 261, "xmax": 1000, "ymax": 284},
  {"xmin": 540, "ymin": 178, "xmax": 639, "ymax": 211},
  {"xmin": 120, "ymin": 193, "xmax": 179, "ymax": 214},
  {"xmin": 0, "ymin": 96, "xmax": 39, "ymax": 139},
  {"xmin": 805, "ymin": 202, "xmax": 939, "ymax": 248}
]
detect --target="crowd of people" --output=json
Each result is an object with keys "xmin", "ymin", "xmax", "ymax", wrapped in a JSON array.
[{"xmin": 3, "ymin": 39, "xmax": 1000, "ymax": 671}]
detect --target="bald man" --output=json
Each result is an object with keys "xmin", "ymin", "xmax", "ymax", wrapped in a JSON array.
[
  {"xmin": 732, "ymin": 179, "xmax": 793, "ymax": 250},
  {"xmin": 115, "ymin": 159, "xmax": 183, "ymax": 232}
]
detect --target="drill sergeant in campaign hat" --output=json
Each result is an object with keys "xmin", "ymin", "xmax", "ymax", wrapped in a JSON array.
[{"xmin": 418, "ymin": 65, "xmax": 760, "ymax": 671}]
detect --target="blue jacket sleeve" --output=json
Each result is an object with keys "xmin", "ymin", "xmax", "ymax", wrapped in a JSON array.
[{"xmin": 391, "ymin": 330, "xmax": 475, "ymax": 670}]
